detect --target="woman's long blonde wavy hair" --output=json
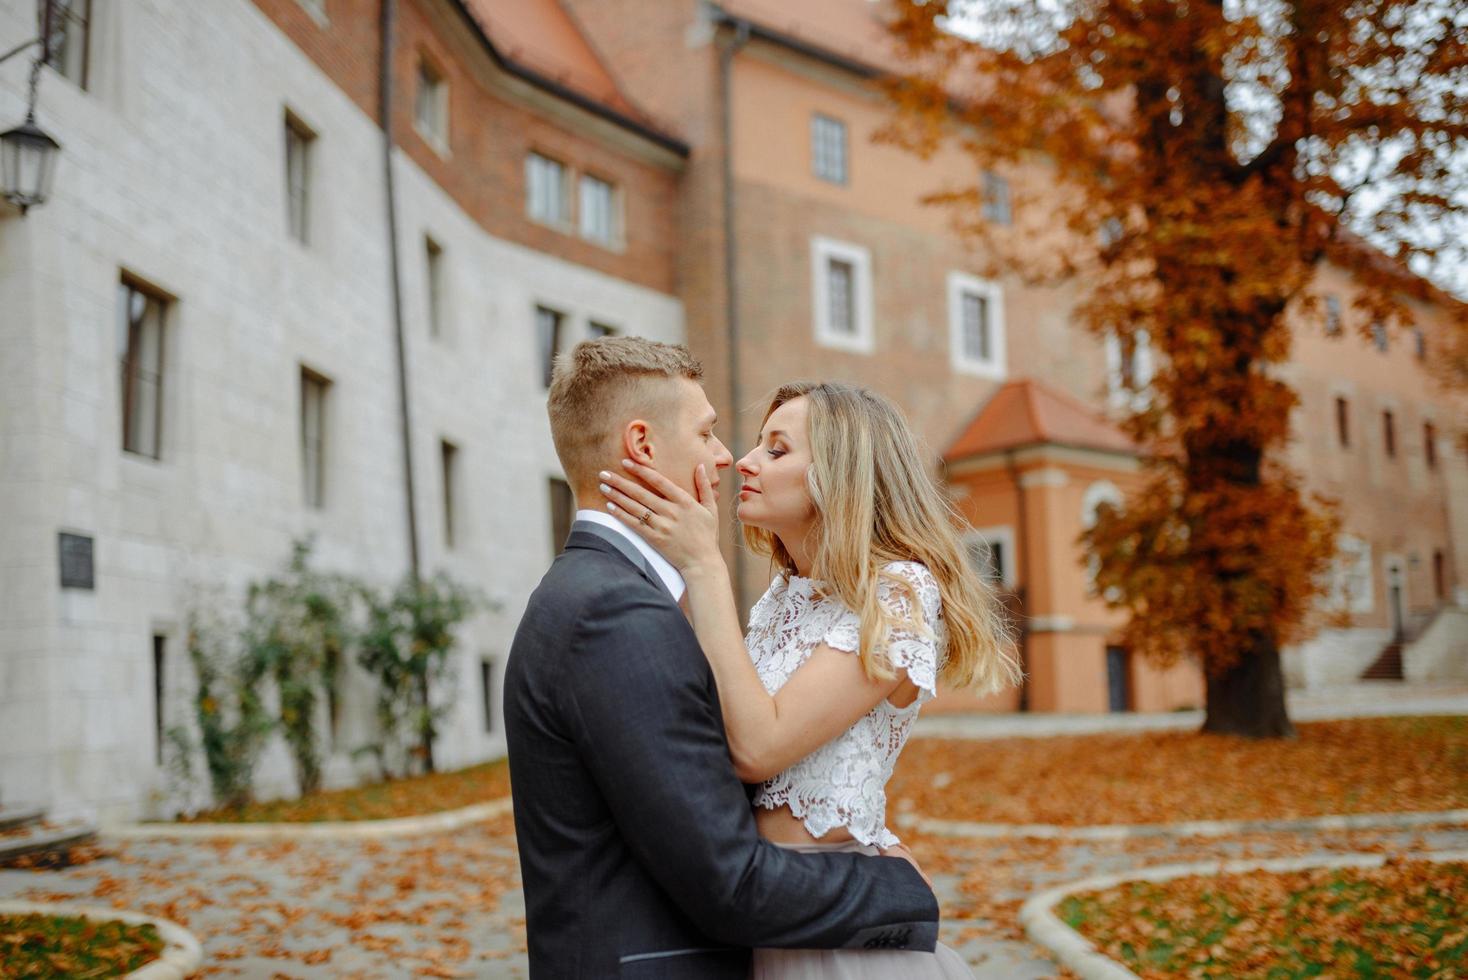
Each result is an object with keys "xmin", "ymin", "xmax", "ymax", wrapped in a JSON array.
[{"xmin": 743, "ymin": 382, "xmax": 1022, "ymax": 694}]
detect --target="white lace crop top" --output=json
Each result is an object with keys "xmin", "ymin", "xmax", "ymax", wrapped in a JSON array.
[{"xmin": 745, "ymin": 560, "xmax": 946, "ymax": 848}]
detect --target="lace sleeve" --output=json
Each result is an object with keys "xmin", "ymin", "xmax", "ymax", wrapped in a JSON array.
[
  {"xmin": 820, "ymin": 562, "xmax": 944, "ymax": 701},
  {"xmin": 746, "ymin": 576, "xmax": 785, "ymax": 634}
]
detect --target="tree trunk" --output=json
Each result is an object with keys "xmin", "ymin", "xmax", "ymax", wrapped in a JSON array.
[
  {"xmin": 418, "ymin": 672, "xmax": 436, "ymax": 773},
  {"xmin": 1201, "ymin": 638, "xmax": 1295, "ymax": 738}
]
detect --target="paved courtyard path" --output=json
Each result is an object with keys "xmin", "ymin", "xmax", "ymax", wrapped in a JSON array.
[{"xmin": 3, "ymin": 810, "xmax": 1464, "ymax": 977}]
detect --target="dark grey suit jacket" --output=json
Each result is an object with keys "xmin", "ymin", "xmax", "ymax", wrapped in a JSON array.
[{"xmin": 504, "ymin": 522, "xmax": 939, "ymax": 978}]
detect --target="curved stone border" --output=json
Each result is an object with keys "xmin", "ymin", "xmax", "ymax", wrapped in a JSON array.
[
  {"xmin": 1019, "ymin": 847, "xmax": 1468, "ymax": 980},
  {"xmin": 0, "ymin": 899, "xmax": 204, "ymax": 979},
  {"xmin": 896, "ymin": 806, "xmax": 1468, "ymax": 840},
  {"xmin": 104, "ymin": 796, "xmax": 512, "ymax": 842}
]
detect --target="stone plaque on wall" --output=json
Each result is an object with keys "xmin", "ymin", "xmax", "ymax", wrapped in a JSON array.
[{"xmin": 59, "ymin": 532, "xmax": 95, "ymax": 590}]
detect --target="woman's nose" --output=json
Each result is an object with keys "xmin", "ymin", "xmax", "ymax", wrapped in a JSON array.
[{"xmin": 736, "ymin": 451, "xmax": 758, "ymax": 476}]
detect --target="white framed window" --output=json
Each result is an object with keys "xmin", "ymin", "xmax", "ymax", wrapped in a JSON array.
[
  {"xmin": 536, "ymin": 305, "xmax": 564, "ymax": 389},
  {"xmin": 284, "ymin": 112, "xmax": 315, "ymax": 244},
  {"xmin": 1104, "ymin": 329, "xmax": 1154, "ymax": 410},
  {"xmin": 414, "ymin": 57, "xmax": 449, "ymax": 153},
  {"xmin": 1325, "ymin": 534, "xmax": 1374, "ymax": 614},
  {"xmin": 579, "ymin": 174, "xmax": 618, "ymax": 246},
  {"xmin": 588, "ymin": 321, "xmax": 618, "ymax": 339},
  {"xmin": 947, "ymin": 271, "xmax": 1006, "ymax": 379},
  {"xmin": 1324, "ymin": 295, "xmax": 1342, "ymax": 336},
  {"xmin": 963, "ymin": 526, "xmax": 1016, "ymax": 589},
  {"xmin": 441, "ymin": 439, "xmax": 459, "ymax": 548},
  {"xmin": 981, "ymin": 170, "xmax": 1012, "ymax": 225},
  {"xmin": 527, "ymin": 152, "xmax": 570, "ymax": 226},
  {"xmin": 811, "ymin": 114, "xmax": 848, "ymax": 184},
  {"xmin": 811, "ymin": 236, "xmax": 873, "ymax": 353},
  {"xmin": 118, "ymin": 277, "xmax": 169, "ymax": 460}
]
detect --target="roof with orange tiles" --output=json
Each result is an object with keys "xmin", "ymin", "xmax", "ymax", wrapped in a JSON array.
[
  {"xmin": 711, "ymin": 0, "xmax": 910, "ymax": 76},
  {"xmin": 455, "ymin": 0, "xmax": 685, "ymax": 153},
  {"xmin": 945, "ymin": 378, "xmax": 1138, "ymax": 461}
]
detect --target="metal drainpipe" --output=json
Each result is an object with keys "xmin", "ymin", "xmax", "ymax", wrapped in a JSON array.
[
  {"xmin": 720, "ymin": 19, "xmax": 750, "ymax": 610},
  {"xmin": 1006, "ymin": 449, "xmax": 1031, "ymax": 711},
  {"xmin": 379, "ymin": 0, "xmax": 421, "ymax": 580}
]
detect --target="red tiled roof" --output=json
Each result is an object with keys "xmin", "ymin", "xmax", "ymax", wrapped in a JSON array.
[
  {"xmin": 714, "ymin": 0, "xmax": 908, "ymax": 75},
  {"xmin": 459, "ymin": 0, "xmax": 677, "ymax": 143},
  {"xmin": 945, "ymin": 378, "xmax": 1137, "ymax": 461}
]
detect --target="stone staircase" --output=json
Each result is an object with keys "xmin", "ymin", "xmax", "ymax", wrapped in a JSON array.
[
  {"xmin": 1360, "ymin": 642, "xmax": 1405, "ymax": 681},
  {"xmin": 0, "ymin": 804, "xmax": 99, "ymax": 868}
]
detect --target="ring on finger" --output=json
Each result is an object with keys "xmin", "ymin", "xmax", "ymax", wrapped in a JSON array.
[{"xmin": 639, "ymin": 509, "xmax": 652, "ymax": 526}]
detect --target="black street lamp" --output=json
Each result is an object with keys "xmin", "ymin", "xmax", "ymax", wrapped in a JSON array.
[{"xmin": 0, "ymin": 23, "xmax": 63, "ymax": 217}]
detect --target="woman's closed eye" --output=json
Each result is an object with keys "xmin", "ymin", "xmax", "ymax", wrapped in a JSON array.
[{"xmin": 766, "ymin": 447, "xmax": 785, "ymax": 459}]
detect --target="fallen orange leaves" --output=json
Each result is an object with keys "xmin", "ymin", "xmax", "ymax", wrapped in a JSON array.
[{"xmin": 891, "ymin": 716, "xmax": 1466, "ymax": 825}]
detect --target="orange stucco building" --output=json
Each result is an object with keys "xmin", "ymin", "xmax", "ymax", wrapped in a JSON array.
[{"xmin": 560, "ymin": 0, "xmax": 1468, "ymax": 712}]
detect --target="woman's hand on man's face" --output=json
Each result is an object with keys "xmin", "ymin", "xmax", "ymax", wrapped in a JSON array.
[{"xmin": 598, "ymin": 460, "xmax": 723, "ymax": 572}]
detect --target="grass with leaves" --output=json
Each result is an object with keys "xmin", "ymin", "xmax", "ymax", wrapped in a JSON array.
[
  {"xmin": 891, "ymin": 715, "xmax": 1467, "ymax": 826},
  {"xmin": 178, "ymin": 757, "xmax": 509, "ymax": 823},
  {"xmin": 0, "ymin": 912, "xmax": 165, "ymax": 979},
  {"xmin": 1058, "ymin": 858, "xmax": 1468, "ymax": 979}
]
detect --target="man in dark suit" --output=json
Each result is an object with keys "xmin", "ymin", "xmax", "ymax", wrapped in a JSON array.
[{"xmin": 505, "ymin": 337, "xmax": 939, "ymax": 978}]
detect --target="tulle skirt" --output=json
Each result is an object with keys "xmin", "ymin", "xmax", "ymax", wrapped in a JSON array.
[{"xmin": 752, "ymin": 840, "xmax": 976, "ymax": 980}]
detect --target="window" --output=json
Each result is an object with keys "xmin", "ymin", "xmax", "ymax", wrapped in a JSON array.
[
  {"xmin": 441, "ymin": 439, "xmax": 459, "ymax": 548},
  {"xmin": 425, "ymin": 236, "xmax": 445, "ymax": 338},
  {"xmin": 1371, "ymin": 320, "xmax": 1388, "ymax": 352},
  {"xmin": 118, "ymin": 278, "xmax": 168, "ymax": 460},
  {"xmin": 300, "ymin": 368, "xmax": 330, "ymax": 509},
  {"xmin": 43, "ymin": 0, "xmax": 91, "ymax": 89},
  {"xmin": 1414, "ymin": 328, "xmax": 1427, "ymax": 360},
  {"xmin": 284, "ymin": 113, "xmax": 314, "ymax": 244},
  {"xmin": 1324, "ymin": 295, "xmax": 1342, "ymax": 336},
  {"xmin": 811, "ymin": 114, "xmax": 848, "ymax": 184},
  {"xmin": 1106, "ymin": 330, "xmax": 1154, "ymax": 409},
  {"xmin": 1082, "ymin": 482, "xmax": 1124, "ymax": 595},
  {"xmin": 810, "ymin": 236, "xmax": 873, "ymax": 353},
  {"xmin": 295, "ymin": 0, "xmax": 328, "ymax": 22},
  {"xmin": 1334, "ymin": 396, "xmax": 1350, "ymax": 449},
  {"xmin": 1098, "ymin": 217, "xmax": 1124, "ymax": 249},
  {"xmin": 414, "ymin": 57, "xmax": 449, "ymax": 151},
  {"xmin": 963, "ymin": 527, "xmax": 1015, "ymax": 589},
  {"xmin": 1327, "ymin": 535, "xmax": 1374, "ymax": 613},
  {"xmin": 589, "ymin": 321, "xmax": 617, "ymax": 339},
  {"xmin": 527, "ymin": 153, "xmax": 569, "ymax": 225},
  {"xmin": 947, "ymin": 271, "xmax": 1006, "ymax": 379},
  {"xmin": 579, "ymin": 174, "xmax": 617, "ymax": 245},
  {"xmin": 1425, "ymin": 422, "xmax": 1437, "ymax": 470},
  {"xmin": 1383, "ymin": 410, "xmax": 1396, "ymax": 458},
  {"xmin": 981, "ymin": 170, "xmax": 1012, "ymax": 225},
  {"xmin": 481, "ymin": 657, "xmax": 497, "ymax": 733},
  {"xmin": 1434, "ymin": 550, "xmax": 1447, "ymax": 601},
  {"xmin": 549, "ymin": 477, "xmax": 576, "ymax": 555},
  {"xmin": 153, "ymin": 634, "xmax": 166, "ymax": 765},
  {"xmin": 536, "ymin": 306, "xmax": 564, "ymax": 389}
]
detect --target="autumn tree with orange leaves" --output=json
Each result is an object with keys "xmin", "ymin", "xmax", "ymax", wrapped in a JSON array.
[{"xmin": 882, "ymin": 0, "xmax": 1468, "ymax": 737}]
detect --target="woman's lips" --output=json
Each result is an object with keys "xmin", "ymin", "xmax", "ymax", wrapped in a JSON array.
[{"xmin": 739, "ymin": 487, "xmax": 760, "ymax": 497}]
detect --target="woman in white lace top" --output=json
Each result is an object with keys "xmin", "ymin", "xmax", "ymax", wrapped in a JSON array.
[{"xmin": 599, "ymin": 381, "xmax": 1021, "ymax": 978}]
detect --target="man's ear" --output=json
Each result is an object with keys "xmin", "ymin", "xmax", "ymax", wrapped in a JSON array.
[{"xmin": 622, "ymin": 419, "xmax": 655, "ymax": 465}]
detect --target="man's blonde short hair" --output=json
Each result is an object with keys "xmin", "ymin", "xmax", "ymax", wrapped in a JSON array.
[{"xmin": 547, "ymin": 337, "xmax": 704, "ymax": 492}]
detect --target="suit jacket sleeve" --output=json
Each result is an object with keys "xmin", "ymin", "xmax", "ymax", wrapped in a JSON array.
[{"xmin": 562, "ymin": 586, "xmax": 939, "ymax": 951}]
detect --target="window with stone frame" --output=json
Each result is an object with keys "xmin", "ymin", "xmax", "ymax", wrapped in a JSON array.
[
  {"xmin": 548, "ymin": 477, "xmax": 575, "ymax": 556},
  {"xmin": 1324, "ymin": 295, "xmax": 1342, "ymax": 336},
  {"xmin": 1383, "ymin": 410, "xmax": 1396, "ymax": 458},
  {"xmin": 947, "ymin": 271, "xmax": 1007, "ymax": 379},
  {"xmin": 811, "ymin": 114, "xmax": 848, "ymax": 184},
  {"xmin": 118, "ymin": 277, "xmax": 169, "ymax": 460},
  {"xmin": 810, "ymin": 236, "xmax": 873, "ymax": 353},
  {"xmin": 414, "ymin": 56, "xmax": 449, "ymax": 152},
  {"xmin": 425, "ymin": 236, "xmax": 446, "ymax": 338},
  {"xmin": 981, "ymin": 170, "xmax": 1012, "ymax": 225},
  {"xmin": 284, "ymin": 112, "xmax": 315, "ymax": 244},
  {"xmin": 536, "ymin": 306, "xmax": 564, "ymax": 389},
  {"xmin": 441, "ymin": 439, "xmax": 459, "ymax": 548},
  {"xmin": 1335, "ymin": 396, "xmax": 1350, "ymax": 449},
  {"xmin": 43, "ymin": 0, "xmax": 91, "ymax": 89},
  {"xmin": 579, "ymin": 173, "xmax": 618, "ymax": 245},
  {"xmin": 527, "ymin": 152, "xmax": 570, "ymax": 226},
  {"xmin": 300, "ymin": 367, "xmax": 330, "ymax": 509}
]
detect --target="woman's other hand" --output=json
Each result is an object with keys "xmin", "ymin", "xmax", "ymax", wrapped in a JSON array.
[{"xmin": 599, "ymin": 460, "xmax": 723, "ymax": 573}]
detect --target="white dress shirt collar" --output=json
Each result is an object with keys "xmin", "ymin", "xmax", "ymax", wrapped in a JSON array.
[{"xmin": 575, "ymin": 509, "xmax": 686, "ymax": 602}]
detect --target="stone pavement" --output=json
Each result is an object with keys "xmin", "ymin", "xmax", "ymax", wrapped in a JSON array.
[
  {"xmin": 916, "ymin": 681, "xmax": 1468, "ymax": 740},
  {"xmin": 2, "ymin": 809, "xmax": 1464, "ymax": 978}
]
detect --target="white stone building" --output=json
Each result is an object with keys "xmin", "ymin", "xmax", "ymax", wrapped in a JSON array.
[{"xmin": 0, "ymin": 0, "xmax": 687, "ymax": 821}]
